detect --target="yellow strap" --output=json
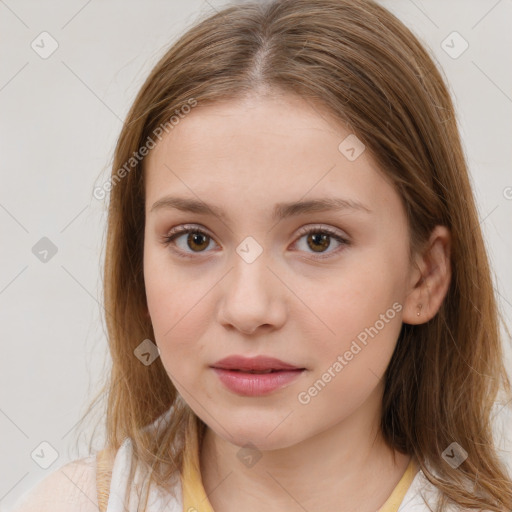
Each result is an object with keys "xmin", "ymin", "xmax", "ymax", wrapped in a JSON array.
[
  {"xmin": 96, "ymin": 448, "xmax": 114, "ymax": 512},
  {"xmin": 182, "ymin": 415, "xmax": 215, "ymax": 512},
  {"xmin": 377, "ymin": 456, "xmax": 419, "ymax": 512}
]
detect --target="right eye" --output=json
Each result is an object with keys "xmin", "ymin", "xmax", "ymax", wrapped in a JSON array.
[{"xmin": 161, "ymin": 224, "xmax": 219, "ymax": 259}]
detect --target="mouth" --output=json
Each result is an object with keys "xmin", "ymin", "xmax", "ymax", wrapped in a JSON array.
[
  {"xmin": 210, "ymin": 355, "xmax": 306, "ymax": 396},
  {"xmin": 211, "ymin": 354, "xmax": 305, "ymax": 373},
  {"xmin": 212, "ymin": 367, "xmax": 305, "ymax": 373},
  {"xmin": 211, "ymin": 368, "xmax": 305, "ymax": 396},
  {"xmin": 220, "ymin": 369, "xmax": 299, "ymax": 373}
]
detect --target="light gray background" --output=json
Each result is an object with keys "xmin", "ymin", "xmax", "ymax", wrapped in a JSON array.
[{"xmin": 1, "ymin": 0, "xmax": 511, "ymax": 509}]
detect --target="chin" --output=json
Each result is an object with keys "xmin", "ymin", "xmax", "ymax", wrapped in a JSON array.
[{"xmin": 210, "ymin": 412, "xmax": 303, "ymax": 451}]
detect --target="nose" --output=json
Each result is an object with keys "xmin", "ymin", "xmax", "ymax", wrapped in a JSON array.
[{"xmin": 216, "ymin": 253, "xmax": 287, "ymax": 336}]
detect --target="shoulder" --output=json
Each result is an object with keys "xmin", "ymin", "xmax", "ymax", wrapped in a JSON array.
[
  {"xmin": 400, "ymin": 467, "xmax": 492, "ymax": 512},
  {"xmin": 398, "ymin": 466, "xmax": 452, "ymax": 512},
  {"xmin": 9, "ymin": 454, "xmax": 99, "ymax": 512}
]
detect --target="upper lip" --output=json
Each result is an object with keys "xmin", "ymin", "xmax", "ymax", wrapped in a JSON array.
[{"xmin": 211, "ymin": 355, "xmax": 304, "ymax": 371}]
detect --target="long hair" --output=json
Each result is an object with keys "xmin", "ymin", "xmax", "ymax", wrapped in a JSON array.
[{"xmin": 85, "ymin": 0, "xmax": 512, "ymax": 510}]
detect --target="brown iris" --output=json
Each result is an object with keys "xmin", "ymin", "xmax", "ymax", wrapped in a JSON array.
[
  {"xmin": 307, "ymin": 232, "xmax": 331, "ymax": 252},
  {"xmin": 187, "ymin": 232, "xmax": 210, "ymax": 252}
]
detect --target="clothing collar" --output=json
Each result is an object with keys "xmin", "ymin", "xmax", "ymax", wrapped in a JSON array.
[{"xmin": 181, "ymin": 414, "xmax": 418, "ymax": 512}]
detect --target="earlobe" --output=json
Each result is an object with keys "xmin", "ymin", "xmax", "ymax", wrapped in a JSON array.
[{"xmin": 402, "ymin": 225, "xmax": 451, "ymax": 325}]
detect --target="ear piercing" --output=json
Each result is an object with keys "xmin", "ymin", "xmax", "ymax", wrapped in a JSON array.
[{"xmin": 417, "ymin": 304, "xmax": 423, "ymax": 316}]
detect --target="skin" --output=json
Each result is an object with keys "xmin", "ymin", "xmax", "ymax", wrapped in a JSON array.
[{"xmin": 143, "ymin": 91, "xmax": 451, "ymax": 512}]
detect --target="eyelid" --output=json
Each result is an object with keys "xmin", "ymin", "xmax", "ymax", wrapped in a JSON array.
[
  {"xmin": 163, "ymin": 223, "xmax": 214, "ymax": 245},
  {"xmin": 295, "ymin": 224, "xmax": 348, "ymax": 240}
]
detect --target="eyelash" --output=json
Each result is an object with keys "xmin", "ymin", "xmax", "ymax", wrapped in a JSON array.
[{"xmin": 161, "ymin": 224, "xmax": 350, "ymax": 260}]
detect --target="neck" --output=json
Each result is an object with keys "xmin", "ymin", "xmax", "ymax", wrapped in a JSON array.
[{"xmin": 199, "ymin": 390, "xmax": 412, "ymax": 512}]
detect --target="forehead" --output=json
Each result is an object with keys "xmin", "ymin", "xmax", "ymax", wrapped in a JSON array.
[
  {"xmin": 147, "ymin": 93, "xmax": 343, "ymax": 165},
  {"xmin": 143, "ymin": 94, "xmax": 399, "ymax": 219}
]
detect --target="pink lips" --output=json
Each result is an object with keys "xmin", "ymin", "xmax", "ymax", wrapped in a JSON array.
[{"xmin": 211, "ymin": 355, "xmax": 306, "ymax": 396}]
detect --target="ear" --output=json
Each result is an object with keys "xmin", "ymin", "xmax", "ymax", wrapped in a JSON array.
[{"xmin": 402, "ymin": 225, "xmax": 451, "ymax": 325}]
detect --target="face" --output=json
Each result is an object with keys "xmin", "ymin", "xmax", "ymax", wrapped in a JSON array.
[{"xmin": 143, "ymin": 92, "xmax": 415, "ymax": 451}]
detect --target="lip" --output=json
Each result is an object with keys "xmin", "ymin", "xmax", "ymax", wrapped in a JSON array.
[
  {"xmin": 211, "ymin": 355, "xmax": 306, "ymax": 396},
  {"xmin": 211, "ymin": 355, "xmax": 303, "ymax": 371}
]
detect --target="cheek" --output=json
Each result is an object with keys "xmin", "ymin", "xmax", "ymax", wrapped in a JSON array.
[
  {"xmin": 297, "ymin": 285, "xmax": 403, "ymax": 421},
  {"xmin": 143, "ymin": 246, "xmax": 195, "ymax": 357},
  {"xmin": 305, "ymin": 250, "xmax": 406, "ymax": 374},
  {"xmin": 143, "ymin": 244, "xmax": 219, "ymax": 384},
  {"xmin": 317, "ymin": 264, "xmax": 397, "ymax": 328}
]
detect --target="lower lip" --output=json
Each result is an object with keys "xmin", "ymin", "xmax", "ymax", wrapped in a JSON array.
[{"xmin": 212, "ymin": 368, "xmax": 304, "ymax": 396}]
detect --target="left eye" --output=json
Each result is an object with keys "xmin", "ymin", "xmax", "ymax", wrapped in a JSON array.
[
  {"xmin": 294, "ymin": 226, "xmax": 349, "ymax": 258},
  {"xmin": 162, "ymin": 224, "xmax": 349, "ymax": 259}
]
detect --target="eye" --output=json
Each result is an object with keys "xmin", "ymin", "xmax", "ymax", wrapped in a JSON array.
[
  {"xmin": 161, "ymin": 224, "xmax": 350, "ymax": 260},
  {"xmin": 161, "ymin": 224, "xmax": 217, "ymax": 259},
  {"xmin": 293, "ymin": 225, "xmax": 349, "ymax": 259}
]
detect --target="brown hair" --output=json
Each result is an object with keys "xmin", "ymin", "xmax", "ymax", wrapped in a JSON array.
[{"xmin": 84, "ymin": 0, "xmax": 512, "ymax": 510}]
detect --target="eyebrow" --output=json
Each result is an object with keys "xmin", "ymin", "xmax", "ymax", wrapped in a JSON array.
[{"xmin": 150, "ymin": 195, "xmax": 372, "ymax": 221}]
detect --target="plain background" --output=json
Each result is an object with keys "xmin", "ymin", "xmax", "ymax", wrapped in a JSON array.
[{"xmin": 1, "ymin": 0, "xmax": 511, "ymax": 509}]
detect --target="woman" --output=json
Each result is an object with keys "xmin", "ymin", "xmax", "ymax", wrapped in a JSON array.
[{"xmin": 12, "ymin": 0, "xmax": 512, "ymax": 511}]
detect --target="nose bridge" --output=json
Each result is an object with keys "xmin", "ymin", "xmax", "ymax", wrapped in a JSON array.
[
  {"xmin": 217, "ymin": 237, "xmax": 286, "ymax": 333},
  {"xmin": 230, "ymin": 239, "xmax": 274, "ymax": 303}
]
